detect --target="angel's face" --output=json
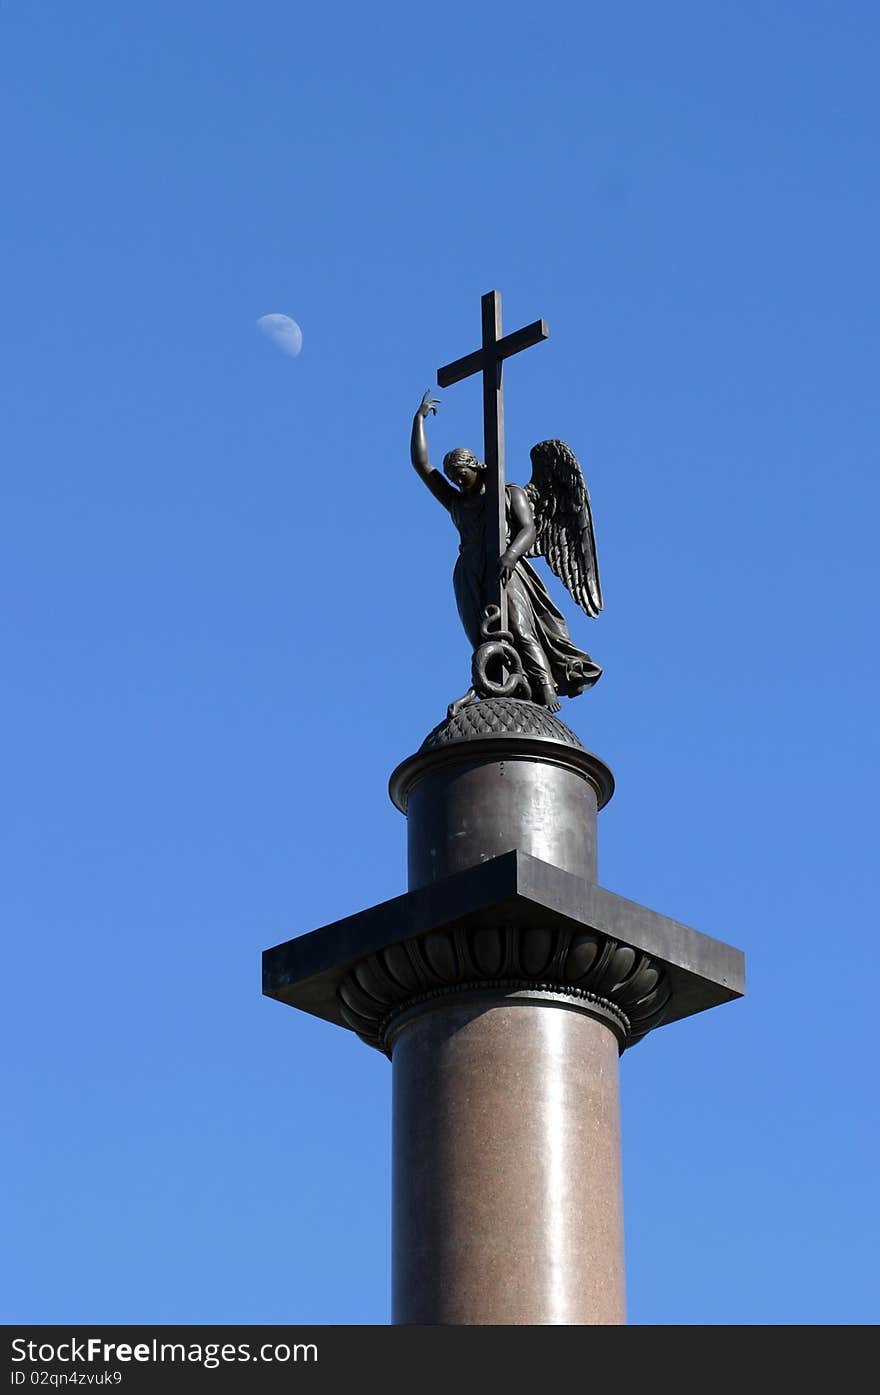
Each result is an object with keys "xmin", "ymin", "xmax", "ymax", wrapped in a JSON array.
[
  {"xmin": 443, "ymin": 449, "xmax": 483, "ymax": 494},
  {"xmin": 451, "ymin": 463, "xmax": 480, "ymax": 492}
]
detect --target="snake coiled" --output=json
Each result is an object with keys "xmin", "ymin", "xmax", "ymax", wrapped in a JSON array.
[{"xmin": 471, "ymin": 605, "xmax": 532, "ymax": 700}]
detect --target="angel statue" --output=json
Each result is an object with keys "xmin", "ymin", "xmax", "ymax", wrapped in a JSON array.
[{"xmin": 410, "ymin": 392, "xmax": 603, "ymax": 713}]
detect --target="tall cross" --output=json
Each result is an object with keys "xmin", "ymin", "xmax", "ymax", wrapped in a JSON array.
[{"xmin": 437, "ymin": 290, "xmax": 548, "ymax": 634}]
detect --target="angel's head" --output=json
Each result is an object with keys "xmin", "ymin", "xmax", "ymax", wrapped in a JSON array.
[{"xmin": 443, "ymin": 447, "xmax": 485, "ymax": 494}]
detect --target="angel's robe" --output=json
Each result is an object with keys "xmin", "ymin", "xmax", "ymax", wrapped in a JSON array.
[{"xmin": 450, "ymin": 486, "xmax": 602, "ymax": 699}]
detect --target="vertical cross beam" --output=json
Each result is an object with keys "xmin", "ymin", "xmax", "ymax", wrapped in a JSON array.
[
  {"xmin": 481, "ymin": 292, "xmax": 507, "ymax": 632},
  {"xmin": 437, "ymin": 291, "xmax": 548, "ymax": 634}
]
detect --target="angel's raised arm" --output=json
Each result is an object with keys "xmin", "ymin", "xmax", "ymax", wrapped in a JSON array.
[{"xmin": 410, "ymin": 393, "xmax": 456, "ymax": 511}]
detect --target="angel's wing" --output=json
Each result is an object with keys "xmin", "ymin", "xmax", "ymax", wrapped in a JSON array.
[{"xmin": 524, "ymin": 439, "xmax": 603, "ymax": 618}]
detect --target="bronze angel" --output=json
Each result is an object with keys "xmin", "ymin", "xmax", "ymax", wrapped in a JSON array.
[{"xmin": 410, "ymin": 393, "xmax": 603, "ymax": 712}]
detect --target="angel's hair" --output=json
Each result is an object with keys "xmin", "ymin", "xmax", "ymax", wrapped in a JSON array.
[{"xmin": 443, "ymin": 447, "xmax": 486, "ymax": 479}]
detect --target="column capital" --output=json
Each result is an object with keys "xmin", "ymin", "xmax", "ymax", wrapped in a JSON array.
[{"xmin": 262, "ymin": 850, "xmax": 745, "ymax": 1055}]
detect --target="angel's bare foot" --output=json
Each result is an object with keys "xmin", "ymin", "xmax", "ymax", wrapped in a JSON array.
[{"xmin": 537, "ymin": 681, "xmax": 561, "ymax": 713}]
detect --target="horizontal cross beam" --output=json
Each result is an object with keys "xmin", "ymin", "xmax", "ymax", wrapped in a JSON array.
[{"xmin": 437, "ymin": 318, "xmax": 549, "ymax": 388}]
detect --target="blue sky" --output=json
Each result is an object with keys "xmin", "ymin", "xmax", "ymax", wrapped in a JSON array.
[{"xmin": 2, "ymin": 0, "xmax": 878, "ymax": 1324}]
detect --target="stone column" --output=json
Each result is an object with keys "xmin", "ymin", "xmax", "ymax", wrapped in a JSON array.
[
  {"xmin": 383, "ymin": 698, "xmax": 630, "ymax": 1325},
  {"xmin": 390, "ymin": 993, "xmax": 625, "ymax": 1325}
]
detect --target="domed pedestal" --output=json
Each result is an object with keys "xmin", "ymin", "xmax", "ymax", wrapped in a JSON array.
[{"xmin": 390, "ymin": 697, "xmax": 614, "ymax": 890}]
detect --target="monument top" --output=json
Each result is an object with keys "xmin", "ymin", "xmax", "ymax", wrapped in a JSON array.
[{"xmin": 410, "ymin": 289, "xmax": 603, "ymax": 717}]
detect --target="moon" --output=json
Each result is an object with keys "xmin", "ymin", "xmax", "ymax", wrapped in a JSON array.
[{"xmin": 257, "ymin": 313, "xmax": 303, "ymax": 358}]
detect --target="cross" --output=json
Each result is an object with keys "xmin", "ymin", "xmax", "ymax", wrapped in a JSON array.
[{"xmin": 437, "ymin": 290, "xmax": 548, "ymax": 635}]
